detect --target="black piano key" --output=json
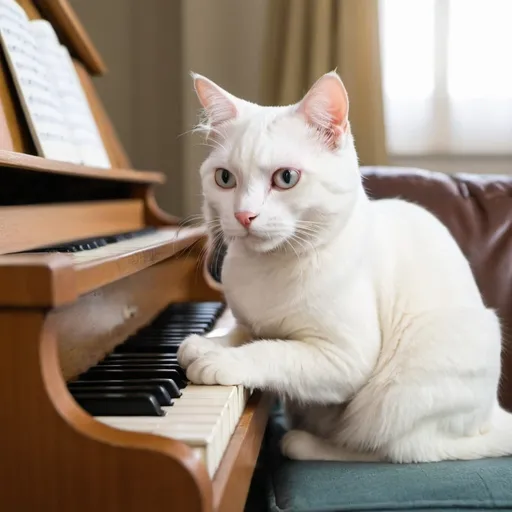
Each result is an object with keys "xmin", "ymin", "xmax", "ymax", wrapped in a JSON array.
[
  {"xmin": 156, "ymin": 308, "xmax": 218, "ymax": 316},
  {"xmin": 80, "ymin": 368, "xmax": 186, "ymax": 388},
  {"xmin": 149, "ymin": 317, "xmax": 214, "ymax": 324},
  {"xmin": 134, "ymin": 331, "xmax": 196, "ymax": 336},
  {"xmin": 122, "ymin": 344, "xmax": 182, "ymax": 351},
  {"xmin": 68, "ymin": 383, "xmax": 173, "ymax": 406},
  {"xmin": 125, "ymin": 337, "xmax": 184, "ymax": 344},
  {"xmin": 151, "ymin": 317, "xmax": 215, "ymax": 328},
  {"xmin": 96, "ymin": 362, "xmax": 184, "ymax": 371},
  {"xmin": 165, "ymin": 308, "xmax": 222, "ymax": 318},
  {"xmin": 150, "ymin": 321, "xmax": 212, "ymax": 328},
  {"xmin": 159, "ymin": 309, "xmax": 218, "ymax": 319},
  {"xmin": 105, "ymin": 354, "xmax": 178, "ymax": 361},
  {"xmin": 151, "ymin": 322, "xmax": 212, "ymax": 331},
  {"xmin": 132, "ymin": 331, "xmax": 192, "ymax": 338},
  {"xmin": 160, "ymin": 312, "xmax": 216, "ymax": 319},
  {"xmin": 132, "ymin": 332, "xmax": 189, "ymax": 338},
  {"xmin": 155, "ymin": 305, "xmax": 222, "ymax": 318},
  {"xmin": 139, "ymin": 324, "xmax": 211, "ymax": 332},
  {"xmin": 129, "ymin": 329, "xmax": 188, "ymax": 341},
  {"xmin": 70, "ymin": 378, "xmax": 181, "ymax": 399},
  {"xmin": 125, "ymin": 343, "xmax": 183, "ymax": 350},
  {"xmin": 73, "ymin": 392, "xmax": 164, "ymax": 416},
  {"xmin": 148, "ymin": 325, "xmax": 207, "ymax": 332},
  {"xmin": 96, "ymin": 363, "xmax": 186, "ymax": 379},
  {"xmin": 133, "ymin": 330, "xmax": 203, "ymax": 338},
  {"xmin": 126, "ymin": 338, "xmax": 186, "ymax": 345},
  {"xmin": 135, "ymin": 331, "xmax": 206, "ymax": 339},
  {"xmin": 114, "ymin": 344, "xmax": 180, "ymax": 354},
  {"xmin": 167, "ymin": 308, "xmax": 219, "ymax": 315},
  {"xmin": 98, "ymin": 353, "xmax": 177, "ymax": 364},
  {"xmin": 97, "ymin": 356, "xmax": 181, "ymax": 369}
]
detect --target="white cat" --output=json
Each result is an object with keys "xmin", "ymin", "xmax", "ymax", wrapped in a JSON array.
[{"xmin": 177, "ymin": 70, "xmax": 512, "ymax": 463}]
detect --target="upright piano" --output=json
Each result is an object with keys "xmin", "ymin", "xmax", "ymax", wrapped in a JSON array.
[{"xmin": 0, "ymin": 2, "xmax": 272, "ymax": 511}]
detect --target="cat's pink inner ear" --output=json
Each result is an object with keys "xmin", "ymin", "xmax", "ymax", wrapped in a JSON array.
[
  {"xmin": 298, "ymin": 72, "xmax": 349, "ymax": 139},
  {"xmin": 193, "ymin": 74, "xmax": 238, "ymax": 127}
]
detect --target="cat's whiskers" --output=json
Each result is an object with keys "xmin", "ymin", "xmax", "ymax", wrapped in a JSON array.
[
  {"xmin": 195, "ymin": 227, "xmax": 225, "ymax": 278},
  {"xmin": 188, "ymin": 216, "xmax": 224, "ymax": 277},
  {"xmin": 283, "ymin": 238, "xmax": 305, "ymax": 282},
  {"xmin": 178, "ymin": 218, "xmax": 213, "ymax": 270},
  {"xmin": 295, "ymin": 219, "xmax": 327, "ymax": 226},
  {"xmin": 172, "ymin": 214, "xmax": 209, "ymax": 259},
  {"xmin": 290, "ymin": 231, "xmax": 319, "ymax": 258},
  {"xmin": 289, "ymin": 236, "xmax": 308, "ymax": 255}
]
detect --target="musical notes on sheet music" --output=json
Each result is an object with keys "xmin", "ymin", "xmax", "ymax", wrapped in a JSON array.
[
  {"xmin": 0, "ymin": 0, "xmax": 111, "ymax": 167},
  {"xmin": 31, "ymin": 20, "xmax": 111, "ymax": 168}
]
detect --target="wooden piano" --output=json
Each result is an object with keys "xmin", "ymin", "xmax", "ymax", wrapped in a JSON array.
[{"xmin": 0, "ymin": 1, "xmax": 272, "ymax": 511}]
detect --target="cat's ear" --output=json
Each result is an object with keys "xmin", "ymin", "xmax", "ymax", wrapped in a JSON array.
[
  {"xmin": 192, "ymin": 72, "xmax": 239, "ymax": 128},
  {"xmin": 296, "ymin": 71, "xmax": 349, "ymax": 148}
]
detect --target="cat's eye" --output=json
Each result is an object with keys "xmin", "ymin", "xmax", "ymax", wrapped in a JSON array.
[
  {"xmin": 214, "ymin": 168, "xmax": 236, "ymax": 189},
  {"xmin": 272, "ymin": 168, "xmax": 301, "ymax": 190}
]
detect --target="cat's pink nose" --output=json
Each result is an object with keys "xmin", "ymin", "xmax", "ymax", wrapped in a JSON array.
[{"xmin": 235, "ymin": 211, "xmax": 258, "ymax": 228}]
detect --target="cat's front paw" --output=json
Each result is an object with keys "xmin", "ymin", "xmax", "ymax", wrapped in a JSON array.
[
  {"xmin": 177, "ymin": 334, "xmax": 221, "ymax": 369},
  {"xmin": 186, "ymin": 350, "xmax": 248, "ymax": 386}
]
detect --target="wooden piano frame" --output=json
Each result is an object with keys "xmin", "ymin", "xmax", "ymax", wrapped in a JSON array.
[{"xmin": 0, "ymin": 2, "xmax": 272, "ymax": 511}]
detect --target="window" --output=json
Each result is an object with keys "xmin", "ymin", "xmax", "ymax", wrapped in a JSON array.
[{"xmin": 380, "ymin": 0, "xmax": 512, "ymax": 156}]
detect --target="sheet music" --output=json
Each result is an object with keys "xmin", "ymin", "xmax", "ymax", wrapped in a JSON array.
[
  {"xmin": 0, "ymin": 0, "xmax": 80, "ymax": 162},
  {"xmin": 30, "ymin": 20, "xmax": 111, "ymax": 168}
]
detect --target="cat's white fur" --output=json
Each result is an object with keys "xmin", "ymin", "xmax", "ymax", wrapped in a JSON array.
[{"xmin": 177, "ymin": 71, "xmax": 512, "ymax": 463}]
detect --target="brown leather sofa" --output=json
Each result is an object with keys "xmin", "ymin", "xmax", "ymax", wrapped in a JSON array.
[
  {"xmin": 363, "ymin": 166, "xmax": 512, "ymax": 411},
  {"xmin": 245, "ymin": 166, "xmax": 512, "ymax": 512}
]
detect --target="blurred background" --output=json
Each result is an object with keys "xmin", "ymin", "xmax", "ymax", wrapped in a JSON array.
[{"xmin": 69, "ymin": 0, "xmax": 512, "ymax": 217}]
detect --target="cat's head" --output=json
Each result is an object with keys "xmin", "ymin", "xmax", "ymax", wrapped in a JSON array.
[{"xmin": 192, "ymin": 71, "xmax": 362, "ymax": 254}]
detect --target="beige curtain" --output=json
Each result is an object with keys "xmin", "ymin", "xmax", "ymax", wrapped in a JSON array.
[{"xmin": 261, "ymin": 0, "xmax": 387, "ymax": 166}]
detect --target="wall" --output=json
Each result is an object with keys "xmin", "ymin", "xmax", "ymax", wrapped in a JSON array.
[
  {"xmin": 68, "ymin": 0, "xmax": 135, "ymax": 153},
  {"xmin": 390, "ymin": 155, "xmax": 512, "ymax": 176},
  {"xmin": 181, "ymin": 0, "xmax": 269, "ymax": 215},
  {"xmin": 69, "ymin": 0, "xmax": 184, "ymax": 215},
  {"xmin": 69, "ymin": 0, "xmax": 269, "ymax": 217}
]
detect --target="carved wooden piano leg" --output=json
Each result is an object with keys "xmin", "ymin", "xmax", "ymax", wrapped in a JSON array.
[{"xmin": 0, "ymin": 310, "xmax": 213, "ymax": 512}]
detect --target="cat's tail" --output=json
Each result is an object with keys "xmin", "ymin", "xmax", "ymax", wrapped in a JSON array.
[{"xmin": 432, "ymin": 407, "xmax": 512, "ymax": 461}]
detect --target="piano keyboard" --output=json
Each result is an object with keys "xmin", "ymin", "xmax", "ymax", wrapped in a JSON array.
[
  {"xmin": 27, "ymin": 227, "xmax": 158, "ymax": 254},
  {"xmin": 67, "ymin": 301, "xmax": 249, "ymax": 478},
  {"xmin": 27, "ymin": 227, "xmax": 201, "ymax": 267}
]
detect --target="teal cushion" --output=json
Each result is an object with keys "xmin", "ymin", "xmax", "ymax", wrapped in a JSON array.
[{"xmin": 262, "ymin": 405, "xmax": 512, "ymax": 512}]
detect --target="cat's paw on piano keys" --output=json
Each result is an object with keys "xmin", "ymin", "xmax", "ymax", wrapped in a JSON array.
[
  {"xmin": 177, "ymin": 334, "xmax": 222, "ymax": 368},
  {"xmin": 186, "ymin": 349, "xmax": 247, "ymax": 386}
]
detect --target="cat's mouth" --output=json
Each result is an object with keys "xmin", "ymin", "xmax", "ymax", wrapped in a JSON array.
[
  {"xmin": 224, "ymin": 225, "xmax": 293, "ymax": 253},
  {"xmin": 226, "ymin": 227, "xmax": 266, "ymax": 241},
  {"xmin": 239, "ymin": 230, "xmax": 288, "ymax": 253}
]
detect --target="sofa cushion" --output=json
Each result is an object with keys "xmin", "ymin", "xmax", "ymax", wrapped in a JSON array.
[{"xmin": 262, "ymin": 406, "xmax": 512, "ymax": 512}]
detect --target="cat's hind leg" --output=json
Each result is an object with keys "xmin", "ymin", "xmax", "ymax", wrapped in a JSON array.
[
  {"xmin": 281, "ymin": 430, "xmax": 381, "ymax": 462},
  {"xmin": 386, "ymin": 406, "xmax": 512, "ymax": 463},
  {"xmin": 339, "ymin": 306, "xmax": 502, "ymax": 456}
]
